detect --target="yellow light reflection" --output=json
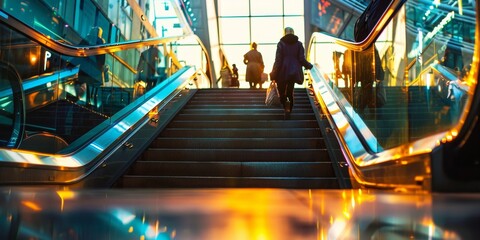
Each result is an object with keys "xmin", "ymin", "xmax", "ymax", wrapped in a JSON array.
[
  {"xmin": 220, "ymin": 189, "xmax": 290, "ymax": 240},
  {"xmin": 55, "ymin": 156, "xmax": 82, "ymax": 167},
  {"xmin": 451, "ymin": 129, "xmax": 458, "ymax": 137},
  {"xmin": 329, "ymin": 219, "xmax": 347, "ymax": 239},
  {"xmin": 309, "ymin": 189, "xmax": 314, "ymax": 219},
  {"xmin": 149, "ymin": 106, "xmax": 159, "ymax": 117},
  {"xmin": 30, "ymin": 54, "xmax": 38, "ymax": 65},
  {"xmin": 350, "ymin": 192, "xmax": 355, "ymax": 209},
  {"xmin": 446, "ymin": 134, "xmax": 453, "ymax": 142},
  {"xmin": 21, "ymin": 201, "xmax": 42, "ymax": 211},
  {"xmin": 429, "ymin": 222, "xmax": 435, "ymax": 239},
  {"xmin": 57, "ymin": 190, "xmax": 75, "ymax": 211},
  {"xmin": 319, "ymin": 221, "xmax": 325, "ymax": 240},
  {"xmin": 57, "ymin": 190, "xmax": 75, "ymax": 199}
]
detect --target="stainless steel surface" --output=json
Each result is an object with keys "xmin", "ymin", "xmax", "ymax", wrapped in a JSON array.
[
  {"xmin": 1, "ymin": 188, "xmax": 479, "ymax": 239},
  {"xmin": 0, "ymin": 67, "xmax": 195, "ymax": 166}
]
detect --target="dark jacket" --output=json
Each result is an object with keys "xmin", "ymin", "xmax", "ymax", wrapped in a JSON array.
[{"xmin": 270, "ymin": 34, "xmax": 313, "ymax": 83}]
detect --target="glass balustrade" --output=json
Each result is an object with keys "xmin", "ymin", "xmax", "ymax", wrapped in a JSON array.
[{"xmin": 308, "ymin": 1, "xmax": 476, "ymax": 153}]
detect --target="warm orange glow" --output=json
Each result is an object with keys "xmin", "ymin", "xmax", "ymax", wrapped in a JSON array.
[
  {"xmin": 350, "ymin": 192, "xmax": 355, "ymax": 209},
  {"xmin": 57, "ymin": 190, "xmax": 76, "ymax": 211},
  {"xmin": 57, "ymin": 190, "xmax": 75, "ymax": 199},
  {"xmin": 319, "ymin": 223, "xmax": 325, "ymax": 240},
  {"xmin": 451, "ymin": 129, "xmax": 458, "ymax": 137},
  {"xmin": 30, "ymin": 54, "xmax": 38, "ymax": 65},
  {"xmin": 22, "ymin": 201, "xmax": 42, "ymax": 211}
]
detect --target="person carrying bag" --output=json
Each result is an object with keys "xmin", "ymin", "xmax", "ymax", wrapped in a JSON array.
[
  {"xmin": 269, "ymin": 27, "xmax": 313, "ymax": 119},
  {"xmin": 265, "ymin": 81, "xmax": 280, "ymax": 106}
]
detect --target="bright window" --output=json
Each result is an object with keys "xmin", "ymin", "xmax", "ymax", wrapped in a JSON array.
[
  {"xmin": 219, "ymin": 18, "xmax": 251, "ymax": 44},
  {"xmin": 251, "ymin": 0, "xmax": 284, "ymax": 16},
  {"xmin": 218, "ymin": 0, "xmax": 305, "ymax": 85},
  {"xmin": 218, "ymin": 1, "xmax": 250, "ymax": 16}
]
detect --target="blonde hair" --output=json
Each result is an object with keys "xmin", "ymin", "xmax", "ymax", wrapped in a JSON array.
[
  {"xmin": 86, "ymin": 26, "xmax": 105, "ymax": 45},
  {"xmin": 284, "ymin": 27, "xmax": 294, "ymax": 35}
]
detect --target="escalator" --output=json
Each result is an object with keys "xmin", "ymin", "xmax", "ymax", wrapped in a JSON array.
[
  {"xmin": 23, "ymin": 99, "xmax": 108, "ymax": 148},
  {"xmin": 115, "ymin": 88, "xmax": 351, "ymax": 189}
]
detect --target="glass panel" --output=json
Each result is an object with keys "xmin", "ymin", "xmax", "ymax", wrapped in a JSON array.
[
  {"xmin": 251, "ymin": 0, "xmax": 283, "ymax": 16},
  {"xmin": 258, "ymin": 44, "xmax": 278, "ymax": 76},
  {"xmin": 218, "ymin": 0, "xmax": 250, "ymax": 16},
  {"xmin": 219, "ymin": 18, "xmax": 251, "ymax": 44},
  {"xmin": 284, "ymin": 0, "xmax": 304, "ymax": 15},
  {"xmin": 222, "ymin": 44, "xmax": 250, "ymax": 78},
  {"xmin": 251, "ymin": 17, "xmax": 284, "ymax": 43},
  {"xmin": 175, "ymin": 38, "xmax": 205, "ymax": 71},
  {"xmin": 0, "ymin": 68, "xmax": 15, "ymax": 147},
  {"xmin": 0, "ymin": 0, "xmax": 210, "ymax": 155},
  {"xmin": 308, "ymin": 0, "xmax": 476, "ymax": 152},
  {"xmin": 284, "ymin": 16, "xmax": 307, "ymax": 43},
  {"xmin": 402, "ymin": 0, "xmax": 474, "ymax": 139},
  {"xmin": 310, "ymin": 2, "xmax": 348, "ymax": 36},
  {"xmin": 217, "ymin": 0, "xmax": 306, "ymax": 89},
  {"xmin": 152, "ymin": 0, "xmax": 187, "ymax": 37},
  {"xmin": 154, "ymin": 18, "xmax": 184, "ymax": 37}
]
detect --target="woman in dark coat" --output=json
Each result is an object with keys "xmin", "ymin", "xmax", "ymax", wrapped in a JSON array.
[
  {"xmin": 243, "ymin": 42, "xmax": 265, "ymax": 89},
  {"xmin": 270, "ymin": 27, "xmax": 313, "ymax": 119}
]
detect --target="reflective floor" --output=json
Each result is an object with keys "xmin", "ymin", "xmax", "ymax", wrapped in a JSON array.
[{"xmin": 1, "ymin": 188, "xmax": 479, "ymax": 239}]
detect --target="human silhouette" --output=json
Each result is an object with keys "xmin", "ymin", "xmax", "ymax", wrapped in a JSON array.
[
  {"xmin": 270, "ymin": 27, "xmax": 313, "ymax": 119},
  {"xmin": 243, "ymin": 42, "xmax": 265, "ymax": 89},
  {"xmin": 137, "ymin": 45, "xmax": 161, "ymax": 91},
  {"xmin": 77, "ymin": 26, "xmax": 106, "ymax": 108},
  {"xmin": 354, "ymin": 45, "xmax": 384, "ymax": 113},
  {"xmin": 231, "ymin": 63, "xmax": 239, "ymax": 87}
]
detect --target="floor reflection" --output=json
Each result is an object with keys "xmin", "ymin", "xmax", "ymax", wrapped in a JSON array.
[{"xmin": 1, "ymin": 188, "xmax": 479, "ymax": 239}]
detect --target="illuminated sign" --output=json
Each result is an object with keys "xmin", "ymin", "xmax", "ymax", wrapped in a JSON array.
[{"xmin": 311, "ymin": 0, "xmax": 344, "ymax": 35}]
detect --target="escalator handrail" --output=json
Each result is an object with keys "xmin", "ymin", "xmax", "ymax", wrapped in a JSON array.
[
  {"xmin": 0, "ymin": 61, "xmax": 25, "ymax": 149},
  {"xmin": 305, "ymin": 0, "xmax": 446, "ymax": 190},
  {"xmin": 309, "ymin": 61, "xmax": 446, "ymax": 190},
  {"xmin": 0, "ymin": 9, "xmax": 190, "ymax": 57},
  {"xmin": 0, "ymin": 66, "xmax": 196, "ymax": 184},
  {"xmin": 307, "ymin": 0, "xmax": 405, "ymax": 55},
  {"xmin": 0, "ymin": 8, "xmax": 214, "ymax": 87},
  {"xmin": 306, "ymin": 0, "xmax": 480, "ymax": 190}
]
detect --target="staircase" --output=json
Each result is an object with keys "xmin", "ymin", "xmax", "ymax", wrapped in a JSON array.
[{"xmin": 116, "ymin": 88, "xmax": 342, "ymax": 188}]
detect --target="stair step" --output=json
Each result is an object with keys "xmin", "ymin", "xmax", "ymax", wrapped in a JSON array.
[
  {"xmin": 150, "ymin": 137, "xmax": 326, "ymax": 149},
  {"xmin": 117, "ymin": 88, "xmax": 339, "ymax": 189},
  {"xmin": 127, "ymin": 161, "xmax": 336, "ymax": 177},
  {"xmin": 143, "ymin": 148, "xmax": 330, "ymax": 162},
  {"xmin": 159, "ymin": 128, "xmax": 322, "ymax": 138},
  {"xmin": 119, "ymin": 176, "xmax": 340, "ymax": 189},
  {"xmin": 166, "ymin": 120, "xmax": 319, "ymax": 128},
  {"xmin": 172, "ymin": 113, "xmax": 315, "ymax": 121}
]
